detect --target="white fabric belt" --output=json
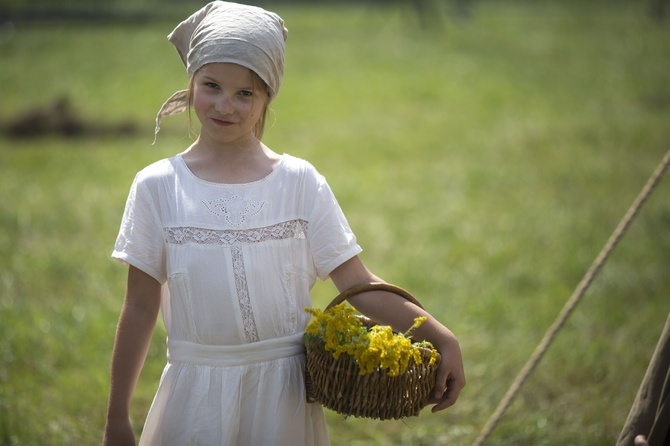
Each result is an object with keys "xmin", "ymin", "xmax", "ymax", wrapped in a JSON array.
[{"xmin": 167, "ymin": 332, "xmax": 305, "ymax": 367}]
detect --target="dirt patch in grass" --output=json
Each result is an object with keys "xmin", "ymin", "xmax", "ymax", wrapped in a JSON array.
[{"xmin": 1, "ymin": 96, "xmax": 138, "ymax": 139}]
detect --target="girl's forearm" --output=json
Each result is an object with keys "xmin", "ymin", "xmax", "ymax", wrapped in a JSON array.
[
  {"xmin": 106, "ymin": 267, "xmax": 162, "ymax": 421},
  {"xmin": 347, "ymin": 291, "xmax": 455, "ymax": 347},
  {"xmin": 341, "ymin": 276, "xmax": 466, "ymax": 412},
  {"xmin": 329, "ymin": 256, "xmax": 459, "ymax": 351},
  {"xmin": 106, "ymin": 302, "xmax": 159, "ymax": 419}
]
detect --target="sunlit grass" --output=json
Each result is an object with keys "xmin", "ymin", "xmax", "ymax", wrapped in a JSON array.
[{"xmin": 1, "ymin": 2, "xmax": 669, "ymax": 444}]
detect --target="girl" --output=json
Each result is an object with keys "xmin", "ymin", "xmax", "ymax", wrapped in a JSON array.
[{"xmin": 103, "ymin": 2, "xmax": 464, "ymax": 445}]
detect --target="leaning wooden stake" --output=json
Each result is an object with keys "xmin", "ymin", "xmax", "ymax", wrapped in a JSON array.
[{"xmin": 473, "ymin": 148, "xmax": 670, "ymax": 446}]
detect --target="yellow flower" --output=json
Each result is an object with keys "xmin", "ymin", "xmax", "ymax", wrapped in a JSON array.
[{"xmin": 304, "ymin": 304, "xmax": 438, "ymax": 377}]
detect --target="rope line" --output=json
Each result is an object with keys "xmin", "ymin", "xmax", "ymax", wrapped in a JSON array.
[{"xmin": 472, "ymin": 148, "xmax": 670, "ymax": 446}]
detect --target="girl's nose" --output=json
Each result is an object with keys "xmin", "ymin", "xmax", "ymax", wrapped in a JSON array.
[{"xmin": 215, "ymin": 94, "xmax": 235, "ymax": 115}]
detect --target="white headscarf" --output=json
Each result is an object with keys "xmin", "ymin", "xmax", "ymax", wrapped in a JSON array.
[{"xmin": 154, "ymin": 1, "xmax": 288, "ymax": 138}]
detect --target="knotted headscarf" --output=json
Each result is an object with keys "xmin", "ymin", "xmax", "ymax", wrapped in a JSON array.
[{"xmin": 154, "ymin": 1, "xmax": 288, "ymax": 139}]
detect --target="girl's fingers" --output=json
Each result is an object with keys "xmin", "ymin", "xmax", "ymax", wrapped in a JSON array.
[
  {"xmin": 428, "ymin": 358, "xmax": 466, "ymax": 412},
  {"xmin": 431, "ymin": 374, "xmax": 465, "ymax": 412}
]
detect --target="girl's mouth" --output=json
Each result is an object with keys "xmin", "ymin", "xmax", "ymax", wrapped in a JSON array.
[{"xmin": 211, "ymin": 118, "xmax": 234, "ymax": 126}]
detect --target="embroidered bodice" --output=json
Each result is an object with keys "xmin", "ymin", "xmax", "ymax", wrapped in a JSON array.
[{"xmin": 113, "ymin": 153, "xmax": 361, "ymax": 346}]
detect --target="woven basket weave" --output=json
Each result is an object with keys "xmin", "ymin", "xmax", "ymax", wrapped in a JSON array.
[{"xmin": 304, "ymin": 283, "xmax": 441, "ymax": 420}]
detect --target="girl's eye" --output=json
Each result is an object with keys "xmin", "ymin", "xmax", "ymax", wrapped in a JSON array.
[
  {"xmin": 238, "ymin": 90, "xmax": 253, "ymax": 97},
  {"xmin": 204, "ymin": 82, "xmax": 219, "ymax": 89}
]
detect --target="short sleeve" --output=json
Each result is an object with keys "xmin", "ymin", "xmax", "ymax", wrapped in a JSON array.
[
  {"xmin": 307, "ymin": 172, "xmax": 362, "ymax": 280},
  {"xmin": 112, "ymin": 174, "xmax": 167, "ymax": 284}
]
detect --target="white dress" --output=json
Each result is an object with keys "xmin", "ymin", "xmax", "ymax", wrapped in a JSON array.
[{"xmin": 112, "ymin": 153, "xmax": 362, "ymax": 445}]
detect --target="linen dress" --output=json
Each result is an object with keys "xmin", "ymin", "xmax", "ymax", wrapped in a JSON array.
[{"xmin": 112, "ymin": 153, "xmax": 362, "ymax": 445}]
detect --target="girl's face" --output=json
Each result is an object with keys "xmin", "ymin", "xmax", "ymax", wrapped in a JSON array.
[{"xmin": 191, "ymin": 63, "xmax": 267, "ymax": 146}]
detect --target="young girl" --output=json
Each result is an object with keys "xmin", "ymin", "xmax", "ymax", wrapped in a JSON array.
[{"xmin": 103, "ymin": 2, "xmax": 464, "ymax": 445}]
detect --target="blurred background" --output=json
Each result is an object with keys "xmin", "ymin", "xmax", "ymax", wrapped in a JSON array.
[{"xmin": 1, "ymin": 0, "xmax": 669, "ymax": 444}]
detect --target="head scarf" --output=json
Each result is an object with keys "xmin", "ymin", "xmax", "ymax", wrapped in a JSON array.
[{"xmin": 154, "ymin": 1, "xmax": 288, "ymax": 139}]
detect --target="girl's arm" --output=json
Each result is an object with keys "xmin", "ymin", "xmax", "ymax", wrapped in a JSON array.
[
  {"xmin": 329, "ymin": 256, "xmax": 465, "ymax": 412},
  {"xmin": 103, "ymin": 266, "xmax": 162, "ymax": 446}
]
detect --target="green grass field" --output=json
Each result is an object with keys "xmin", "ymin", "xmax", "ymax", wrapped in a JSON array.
[{"xmin": 1, "ymin": 1, "xmax": 669, "ymax": 444}]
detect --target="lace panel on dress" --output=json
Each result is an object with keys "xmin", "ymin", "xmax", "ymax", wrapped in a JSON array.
[
  {"xmin": 164, "ymin": 219, "xmax": 308, "ymax": 343},
  {"xmin": 231, "ymin": 245, "xmax": 258, "ymax": 342},
  {"xmin": 165, "ymin": 219, "xmax": 308, "ymax": 246}
]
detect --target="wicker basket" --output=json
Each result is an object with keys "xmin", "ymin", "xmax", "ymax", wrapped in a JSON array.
[{"xmin": 304, "ymin": 283, "xmax": 441, "ymax": 420}]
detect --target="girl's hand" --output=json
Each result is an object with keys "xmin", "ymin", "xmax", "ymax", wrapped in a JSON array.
[
  {"xmin": 428, "ymin": 335, "xmax": 465, "ymax": 412},
  {"xmin": 102, "ymin": 416, "xmax": 136, "ymax": 446}
]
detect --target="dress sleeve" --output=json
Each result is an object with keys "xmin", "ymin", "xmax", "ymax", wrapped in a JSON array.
[
  {"xmin": 111, "ymin": 173, "xmax": 167, "ymax": 284},
  {"xmin": 307, "ymin": 172, "xmax": 362, "ymax": 280}
]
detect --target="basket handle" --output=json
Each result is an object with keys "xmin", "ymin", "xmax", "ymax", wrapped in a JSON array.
[{"xmin": 324, "ymin": 282, "xmax": 425, "ymax": 311}]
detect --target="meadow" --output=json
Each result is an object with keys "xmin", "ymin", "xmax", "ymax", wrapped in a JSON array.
[{"xmin": 1, "ymin": 1, "xmax": 669, "ymax": 444}]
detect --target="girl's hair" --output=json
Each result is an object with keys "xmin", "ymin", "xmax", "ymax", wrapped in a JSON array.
[{"xmin": 186, "ymin": 67, "xmax": 271, "ymax": 140}]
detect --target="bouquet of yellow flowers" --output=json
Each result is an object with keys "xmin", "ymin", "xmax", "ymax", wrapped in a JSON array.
[
  {"xmin": 303, "ymin": 283, "xmax": 441, "ymax": 420},
  {"xmin": 304, "ymin": 303, "xmax": 438, "ymax": 377}
]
